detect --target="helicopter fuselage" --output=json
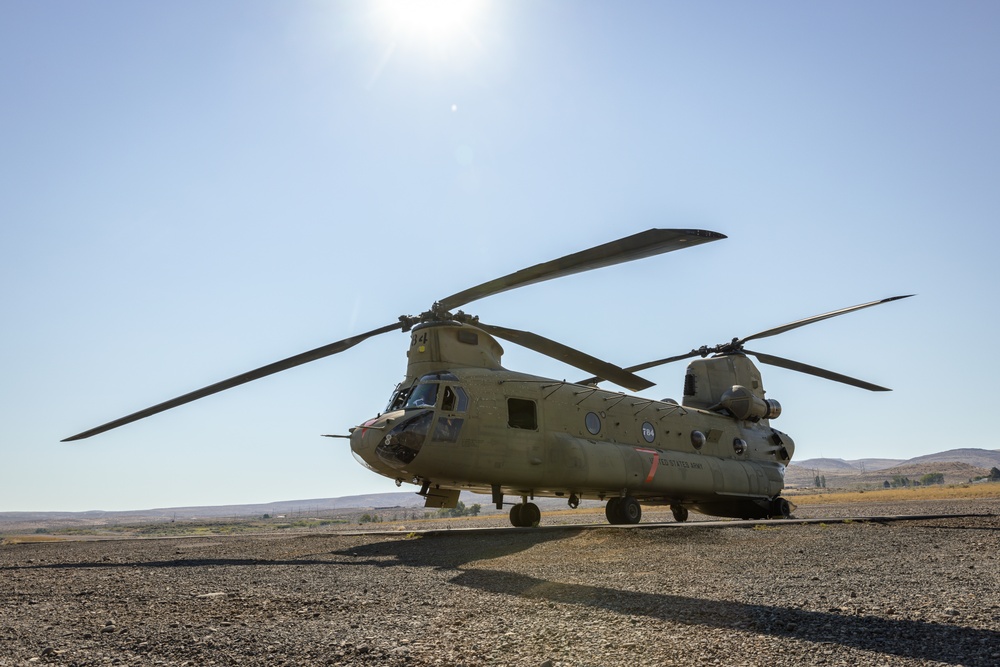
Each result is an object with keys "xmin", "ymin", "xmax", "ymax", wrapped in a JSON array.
[{"xmin": 350, "ymin": 321, "xmax": 795, "ymax": 521}]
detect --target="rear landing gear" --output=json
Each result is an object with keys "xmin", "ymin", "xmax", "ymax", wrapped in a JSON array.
[
  {"xmin": 509, "ymin": 502, "xmax": 541, "ymax": 527},
  {"xmin": 768, "ymin": 497, "xmax": 791, "ymax": 519},
  {"xmin": 605, "ymin": 496, "xmax": 642, "ymax": 525},
  {"xmin": 671, "ymin": 504, "xmax": 689, "ymax": 522}
]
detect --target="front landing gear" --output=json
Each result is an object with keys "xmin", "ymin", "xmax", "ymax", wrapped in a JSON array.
[
  {"xmin": 509, "ymin": 502, "xmax": 541, "ymax": 527},
  {"xmin": 605, "ymin": 496, "xmax": 642, "ymax": 525},
  {"xmin": 671, "ymin": 504, "xmax": 689, "ymax": 522}
]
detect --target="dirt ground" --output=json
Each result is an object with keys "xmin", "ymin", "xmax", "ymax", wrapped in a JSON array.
[{"xmin": 2, "ymin": 499, "xmax": 998, "ymax": 666}]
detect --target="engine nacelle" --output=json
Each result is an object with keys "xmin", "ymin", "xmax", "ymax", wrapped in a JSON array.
[{"xmin": 716, "ymin": 385, "xmax": 781, "ymax": 422}]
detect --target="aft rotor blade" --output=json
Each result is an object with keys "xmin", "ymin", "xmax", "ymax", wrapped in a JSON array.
[
  {"xmin": 437, "ymin": 229, "xmax": 725, "ymax": 312},
  {"xmin": 577, "ymin": 350, "xmax": 703, "ymax": 386},
  {"xmin": 739, "ymin": 295, "xmax": 914, "ymax": 345},
  {"xmin": 745, "ymin": 349, "xmax": 891, "ymax": 392},
  {"xmin": 62, "ymin": 321, "xmax": 406, "ymax": 442},
  {"xmin": 476, "ymin": 322, "xmax": 655, "ymax": 392}
]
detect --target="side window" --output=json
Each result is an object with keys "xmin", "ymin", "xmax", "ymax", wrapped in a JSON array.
[
  {"xmin": 432, "ymin": 417, "xmax": 464, "ymax": 443},
  {"xmin": 507, "ymin": 398, "xmax": 537, "ymax": 430},
  {"xmin": 442, "ymin": 386, "xmax": 469, "ymax": 412}
]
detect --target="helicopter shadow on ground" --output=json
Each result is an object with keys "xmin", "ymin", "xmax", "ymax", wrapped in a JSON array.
[
  {"xmin": 326, "ymin": 529, "xmax": 575, "ymax": 571},
  {"xmin": 451, "ymin": 567, "xmax": 998, "ymax": 666},
  {"xmin": 333, "ymin": 531, "xmax": 999, "ymax": 666},
  {"xmin": 0, "ymin": 528, "xmax": 570, "ymax": 574}
]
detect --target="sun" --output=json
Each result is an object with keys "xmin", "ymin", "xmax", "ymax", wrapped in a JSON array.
[{"xmin": 375, "ymin": 0, "xmax": 486, "ymax": 47}]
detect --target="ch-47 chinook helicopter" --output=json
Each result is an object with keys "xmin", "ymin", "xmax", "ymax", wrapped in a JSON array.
[{"xmin": 65, "ymin": 229, "xmax": 911, "ymax": 527}]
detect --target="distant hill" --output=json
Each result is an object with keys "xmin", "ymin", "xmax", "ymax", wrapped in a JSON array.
[
  {"xmin": 0, "ymin": 493, "xmax": 433, "ymax": 525},
  {"xmin": 0, "ymin": 490, "xmax": 506, "ymax": 530},
  {"xmin": 787, "ymin": 448, "xmax": 1000, "ymax": 489},
  {"xmin": 793, "ymin": 457, "xmax": 905, "ymax": 472},
  {"xmin": 906, "ymin": 448, "xmax": 1000, "ymax": 469},
  {"xmin": 794, "ymin": 458, "xmax": 872, "ymax": 472},
  {"xmin": 855, "ymin": 458, "xmax": 911, "ymax": 471},
  {"xmin": 792, "ymin": 448, "xmax": 1000, "ymax": 474}
]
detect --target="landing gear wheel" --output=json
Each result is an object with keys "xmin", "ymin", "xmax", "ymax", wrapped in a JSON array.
[
  {"xmin": 671, "ymin": 505, "xmax": 689, "ymax": 523},
  {"xmin": 605, "ymin": 498, "xmax": 622, "ymax": 524},
  {"xmin": 606, "ymin": 497, "xmax": 642, "ymax": 524},
  {"xmin": 509, "ymin": 504, "xmax": 523, "ymax": 527},
  {"xmin": 522, "ymin": 502, "xmax": 540, "ymax": 526},
  {"xmin": 619, "ymin": 496, "xmax": 642, "ymax": 524},
  {"xmin": 769, "ymin": 497, "xmax": 791, "ymax": 519},
  {"xmin": 509, "ymin": 502, "xmax": 541, "ymax": 527}
]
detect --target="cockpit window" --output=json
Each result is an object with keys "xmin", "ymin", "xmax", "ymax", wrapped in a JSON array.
[
  {"xmin": 386, "ymin": 383, "xmax": 413, "ymax": 412},
  {"xmin": 441, "ymin": 386, "xmax": 469, "ymax": 412},
  {"xmin": 404, "ymin": 383, "xmax": 438, "ymax": 409}
]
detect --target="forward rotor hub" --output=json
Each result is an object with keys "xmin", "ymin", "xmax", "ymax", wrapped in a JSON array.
[{"xmin": 401, "ymin": 305, "xmax": 481, "ymax": 330}]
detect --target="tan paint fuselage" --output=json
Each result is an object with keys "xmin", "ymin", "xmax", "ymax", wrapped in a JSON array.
[{"xmin": 350, "ymin": 322, "xmax": 794, "ymax": 517}]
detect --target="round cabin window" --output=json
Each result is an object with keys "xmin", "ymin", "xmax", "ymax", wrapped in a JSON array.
[
  {"xmin": 585, "ymin": 412, "xmax": 601, "ymax": 435},
  {"xmin": 690, "ymin": 430, "xmax": 706, "ymax": 450}
]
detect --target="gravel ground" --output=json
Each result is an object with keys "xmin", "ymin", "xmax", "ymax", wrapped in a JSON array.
[{"xmin": 2, "ymin": 499, "xmax": 998, "ymax": 667}]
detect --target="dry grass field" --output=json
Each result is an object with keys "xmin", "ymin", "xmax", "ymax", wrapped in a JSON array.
[{"xmin": 786, "ymin": 482, "xmax": 1000, "ymax": 505}]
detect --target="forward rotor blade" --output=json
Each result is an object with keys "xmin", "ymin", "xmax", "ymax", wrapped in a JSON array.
[
  {"xmin": 740, "ymin": 295, "xmax": 914, "ymax": 345},
  {"xmin": 62, "ymin": 321, "xmax": 406, "ymax": 442},
  {"xmin": 577, "ymin": 350, "xmax": 703, "ymax": 386},
  {"xmin": 475, "ymin": 322, "xmax": 655, "ymax": 392},
  {"xmin": 437, "ymin": 229, "xmax": 725, "ymax": 312},
  {"xmin": 745, "ymin": 349, "xmax": 891, "ymax": 392}
]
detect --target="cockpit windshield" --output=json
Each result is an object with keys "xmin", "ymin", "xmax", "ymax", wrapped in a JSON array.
[
  {"xmin": 404, "ymin": 383, "xmax": 438, "ymax": 409},
  {"xmin": 386, "ymin": 374, "xmax": 467, "ymax": 413},
  {"xmin": 385, "ymin": 384, "xmax": 411, "ymax": 412}
]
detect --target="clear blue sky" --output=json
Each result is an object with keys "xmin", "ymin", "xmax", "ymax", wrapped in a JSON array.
[{"xmin": 2, "ymin": 1, "xmax": 998, "ymax": 512}]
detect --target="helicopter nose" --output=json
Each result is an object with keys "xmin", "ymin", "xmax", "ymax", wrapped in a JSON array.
[
  {"xmin": 349, "ymin": 410, "xmax": 434, "ymax": 473},
  {"xmin": 350, "ymin": 418, "xmax": 381, "ymax": 457},
  {"xmin": 349, "ymin": 416, "xmax": 400, "ymax": 477}
]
